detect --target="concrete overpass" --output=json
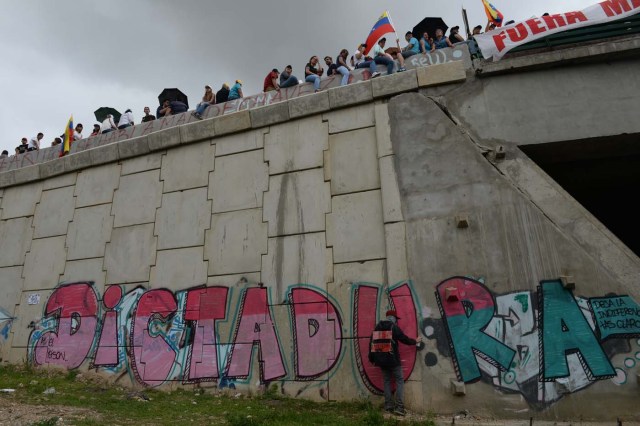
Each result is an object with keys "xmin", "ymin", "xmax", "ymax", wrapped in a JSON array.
[{"xmin": 0, "ymin": 35, "xmax": 639, "ymax": 421}]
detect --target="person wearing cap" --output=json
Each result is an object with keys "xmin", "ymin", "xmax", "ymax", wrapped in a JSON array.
[
  {"xmin": 449, "ymin": 26, "xmax": 465, "ymax": 44},
  {"xmin": 141, "ymin": 106, "xmax": 156, "ymax": 123},
  {"xmin": 471, "ymin": 25, "xmax": 483, "ymax": 37},
  {"xmin": 264, "ymin": 69, "xmax": 281, "ymax": 92},
  {"xmin": 369, "ymin": 309, "xmax": 422, "ymax": 416},
  {"xmin": 279, "ymin": 65, "xmax": 299, "ymax": 89},
  {"xmin": 215, "ymin": 83, "xmax": 230, "ymax": 104},
  {"xmin": 192, "ymin": 85, "xmax": 216, "ymax": 119},
  {"xmin": 433, "ymin": 28, "xmax": 453, "ymax": 50},
  {"xmin": 228, "ymin": 80, "xmax": 243, "ymax": 101}
]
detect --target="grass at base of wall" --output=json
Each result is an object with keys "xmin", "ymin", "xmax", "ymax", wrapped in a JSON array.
[{"xmin": 0, "ymin": 364, "xmax": 435, "ymax": 426}]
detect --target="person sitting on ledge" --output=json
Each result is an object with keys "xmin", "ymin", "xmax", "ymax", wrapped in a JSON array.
[
  {"xmin": 264, "ymin": 69, "xmax": 280, "ymax": 92},
  {"xmin": 101, "ymin": 114, "xmax": 117, "ymax": 133},
  {"xmin": 373, "ymin": 38, "xmax": 401, "ymax": 74},
  {"xmin": 192, "ymin": 84, "xmax": 216, "ymax": 119},
  {"xmin": 15, "ymin": 138, "xmax": 28, "ymax": 154},
  {"xmin": 216, "ymin": 83, "xmax": 230, "ymax": 104},
  {"xmin": 420, "ymin": 32, "xmax": 435, "ymax": 54},
  {"xmin": 28, "ymin": 133, "xmax": 43, "ymax": 151},
  {"xmin": 90, "ymin": 124, "xmax": 101, "ymax": 136},
  {"xmin": 228, "ymin": 80, "xmax": 244, "ymax": 101},
  {"xmin": 448, "ymin": 26, "xmax": 465, "ymax": 44},
  {"xmin": 399, "ymin": 31, "xmax": 420, "ymax": 59},
  {"xmin": 141, "ymin": 106, "xmax": 156, "ymax": 123},
  {"xmin": 352, "ymin": 44, "xmax": 381, "ymax": 79},
  {"xmin": 51, "ymin": 137, "xmax": 62, "ymax": 147},
  {"xmin": 335, "ymin": 49, "xmax": 352, "ymax": 86},
  {"xmin": 279, "ymin": 65, "xmax": 299, "ymax": 89},
  {"xmin": 117, "ymin": 109, "xmax": 134, "ymax": 129},
  {"xmin": 305, "ymin": 56, "xmax": 324, "ymax": 92},
  {"xmin": 433, "ymin": 28, "xmax": 453, "ymax": 49}
]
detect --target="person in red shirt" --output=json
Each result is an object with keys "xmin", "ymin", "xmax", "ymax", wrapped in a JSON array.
[{"xmin": 263, "ymin": 68, "xmax": 280, "ymax": 92}]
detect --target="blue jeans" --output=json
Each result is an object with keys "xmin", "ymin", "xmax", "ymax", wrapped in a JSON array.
[
  {"xmin": 280, "ymin": 76, "xmax": 299, "ymax": 88},
  {"xmin": 356, "ymin": 60, "xmax": 377, "ymax": 75},
  {"xmin": 305, "ymin": 74, "xmax": 321, "ymax": 91},
  {"xmin": 374, "ymin": 56, "xmax": 395, "ymax": 75},
  {"xmin": 336, "ymin": 65, "xmax": 350, "ymax": 86},
  {"xmin": 195, "ymin": 102, "xmax": 210, "ymax": 115},
  {"xmin": 382, "ymin": 365, "xmax": 404, "ymax": 410}
]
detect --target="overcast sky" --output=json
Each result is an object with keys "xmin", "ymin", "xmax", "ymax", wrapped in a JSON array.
[{"xmin": 0, "ymin": 0, "xmax": 596, "ymax": 155}]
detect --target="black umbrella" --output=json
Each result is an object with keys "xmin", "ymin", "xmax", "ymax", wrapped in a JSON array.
[
  {"xmin": 94, "ymin": 107, "xmax": 121, "ymax": 124},
  {"xmin": 158, "ymin": 88, "xmax": 189, "ymax": 109},
  {"xmin": 412, "ymin": 17, "xmax": 448, "ymax": 40}
]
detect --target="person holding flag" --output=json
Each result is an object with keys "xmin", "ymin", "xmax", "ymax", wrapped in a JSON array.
[
  {"xmin": 482, "ymin": 0, "xmax": 504, "ymax": 28},
  {"xmin": 59, "ymin": 116, "xmax": 74, "ymax": 157},
  {"xmin": 364, "ymin": 11, "xmax": 406, "ymax": 73}
]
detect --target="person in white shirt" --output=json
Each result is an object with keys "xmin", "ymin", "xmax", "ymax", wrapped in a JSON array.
[
  {"xmin": 101, "ymin": 114, "xmax": 117, "ymax": 134},
  {"xmin": 117, "ymin": 109, "xmax": 134, "ymax": 129},
  {"xmin": 28, "ymin": 133, "xmax": 43, "ymax": 151},
  {"xmin": 73, "ymin": 124, "xmax": 83, "ymax": 141},
  {"xmin": 373, "ymin": 38, "xmax": 398, "ymax": 75},
  {"xmin": 351, "ymin": 44, "xmax": 380, "ymax": 78}
]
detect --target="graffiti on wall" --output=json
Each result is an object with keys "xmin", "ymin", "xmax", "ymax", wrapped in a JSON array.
[
  {"xmin": 0, "ymin": 306, "xmax": 13, "ymax": 346},
  {"xmin": 28, "ymin": 280, "xmax": 418, "ymax": 397},
  {"xmin": 431, "ymin": 277, "xmax": 640, "ymax": 406}
]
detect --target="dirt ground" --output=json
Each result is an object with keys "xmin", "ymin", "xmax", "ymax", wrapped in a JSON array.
[{"xmin": 0, "ymin": 401, "xmax": 101, "ymax": 425}]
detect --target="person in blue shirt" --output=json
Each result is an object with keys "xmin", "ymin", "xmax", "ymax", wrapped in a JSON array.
[
  {"xmin": 399, "ymin": 31, "xmax": 420, "ymax": 60},
  {"xmin": 420, "ymin": 32, "xmax": 435, "ymax": 54},
  {"xmin": 433, "ymin": 28, "xmax": 453, "ymax": 50},
  {"xmin": 228, "ymin": 80, "xmax": 244, "ymax": 101}
]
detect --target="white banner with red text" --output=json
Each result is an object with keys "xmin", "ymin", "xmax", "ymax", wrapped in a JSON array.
[{"xmin": 475, "ymin": 0, "xmax": 640, "ymax": 60}]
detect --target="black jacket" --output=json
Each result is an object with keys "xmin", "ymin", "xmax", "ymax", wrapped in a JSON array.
[{"xmin": 372, "ymin": 320, "xmax": 417, "ymax": 367}]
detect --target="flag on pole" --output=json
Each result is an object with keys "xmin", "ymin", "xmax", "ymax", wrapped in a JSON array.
[
  {"xmin": 60, "ymin": 115, "xmax": 73, "ymax": 157},
  {"xmin": 482, "ymin": 0, "xmax": 504, "ymax": 27},
  {"xmin": 364, "ymin": 11, "xmax": 396, "ymax": 55}
]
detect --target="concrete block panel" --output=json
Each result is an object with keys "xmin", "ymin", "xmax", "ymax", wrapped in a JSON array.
[
  {"xmin": 60, "ymin": 258, "xmax": 106, "ymax": 294},
  {"xmin": 14, "ymin": 165, "xmax": 40, "ymax": 184},
  {"xmin": 117, "ymin": 136, "xmax": 150, "ymax": 160},
  {"xmin": 328, "ymin": 80, "xmax": 373, "ymax": 109},
  {"xmin": 416, "ymin": 60, "xmax": 466, "ymax": 88},
  {"xmin": 262, "ymin": 233, "xmax": 333, "ymax": 298},
  {"xmin": 63, "ymin": 150, "xmax": 93, "ymax": 173},
  {"xmin": 104, "ymin": 224, "xmax": 156, "ymax": 284},
  {"xmin": 11, "ymin": 289, "xmax": 54, "ymax": 348},
  {"xmin": 0, "ymin": 217, "xmax": 33, "ymax": 267},
  {"xmin": 374, "ymin": 103, "xmax": 393, "ymax": 158},
  {"xmin": 323, "ymin": 103, "xmax": 375, "ymax": 134},
  {"xmin": 209, "ymin": 150, "xmax": 268, "ymax": 213},
  {"xmin": 372, "ymin": 69, "xmax": 418, "ymax": 99},
  {"xmin": 384, "ymin": 222, "xmax": 409, "ymax": 285},
  {"xmin": 333, "ymin": 260, "xmax": 387, "ymax": 286},
  {"xmin": 250, "ymin": 102, "xmax": 289, "ymax": 129},
  {"xmin": 263, "ymin": 169, "xmax": 330, "ymax": 237},
  {"xmin": 42, "ymin": 172, "xmax": 77, "ymax": 190},
  {"xmin": 75, "ymin": 163, "xmax": 120, "ymax": 208},
  {"xmin": 215, "ymin": 129, "xmax": 264, "ymax": 157},
  {"xmin": 148, "ymin": 127, "xmax": 182, "ymax": 151},
  {"xmin": 120, "ymin": 152, "xmax": 164, "ymax": 175},
  {"xmin": 1, "ymin": 182, "xmax": 43, "ymax": 219},
  {"xmin": 264, "ymin": 116, "xmax": 328, "ymax": 175},
  {"xmin": 161, "ymin": 142, "xmax": 215, "ymax": 192},
  {"xmin": 180, "ymin": 119, "xmax": 215, "ymax": 144},
  {"xmin": 66, "ymin": 205, "xmax": 113, "ymax": 261},
  {"xmin": 326, "ymin": 190, "xmax": 386, "ymax": 263},
  {"xmin": 89, "ymin": 142, "xmax": 119, "ymax": 166},
  {"xmin": 205, "ymin": 209, "xmax": 267, "ymax": 276},
  {"xmin": 379, "ymin": 155, "xmax": 403, "ymax": 223},
  {"xmin": 39, "ymin": 160, "xmax": 66, "ymax": 181},
  {"xmin": 112, "ymin": 170, "xmax": 162, "ymax": 227},
  {"xmin": 213, "ymin": 110, "xmax": 251, "ymax": 136},
  {"xmin": 32, "ymin": 186, "xmax": 76, "ymax": 239},
  {"xmin": 289, "ymin": 91, "xmax": 330, "ymax": 119},
  {"xmin": 149, "ymin": 247, "xmax": 208, "ymax": 290},
  {"xmin": 0, "ymin": 171, "xmax": 16, "ymax": 188},
  {"xmin": 23, "ymin": 236, "xmax": 67, "ymax": 291},
  {"xmin": 155, "ymin": 188, "xmax": 211, "ymax": 250},
  {"xmin": 207, "ymin": 272, "xmax": 260, "ymax": 288},
  {"xmin": 0, "ymin": 266, "xmax": 24, "ymax": 313},
  {"xmin": 328, "ymin": 127, "xmax": 380, "ymax": 195}
]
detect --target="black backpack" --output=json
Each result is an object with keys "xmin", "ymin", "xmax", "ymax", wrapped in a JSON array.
[{"xmin": 368, "ymin": 320, "xmax": 397, "ymax": 368}]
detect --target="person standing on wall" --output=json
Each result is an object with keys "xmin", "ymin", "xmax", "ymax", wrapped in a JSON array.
[{"xmin": 369, "ymin": 309, "xmax": 422, "ymax": 416}]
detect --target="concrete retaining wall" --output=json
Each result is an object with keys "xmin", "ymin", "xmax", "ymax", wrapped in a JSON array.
[{"xmin": 1, "ymin": 42, "xmax": 639, "ymax": 421}]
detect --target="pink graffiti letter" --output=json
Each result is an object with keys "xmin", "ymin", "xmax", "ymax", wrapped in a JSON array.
[
  {"xmin": 226, "ymin": 287, "xmax": 286, "ymax": 381},
  {"xmin": 33, "ymin": 282, "xmax": 99, "ymax": 369},
  {"xmin": 94, "ymin": 285, "xmax": 123, "ymax": 366},
  {"xmin": 183, "ymin": 286, "xmax": 229, "ymax": 383},
  {"xmin": 290, "ymin": 287, "xmax": 342, "ymax": 379},
  {"xmin": 131, "ymin": 289, "xmax": 177, "ymax": 386}
]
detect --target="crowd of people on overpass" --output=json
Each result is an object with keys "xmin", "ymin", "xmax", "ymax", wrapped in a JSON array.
[{"xmin": 9, "ymin": 20, "xmax": 502, "ymax": 153}]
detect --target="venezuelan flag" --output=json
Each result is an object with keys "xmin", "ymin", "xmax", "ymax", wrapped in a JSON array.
[
  {"xmin": 364, "ymin": 11, "xmax": 396, "ymax": 55},
  {"xmin": 60, "ymin": 115, "xmax": 73, "ymax": 157},
  {"xmin": 482, "ymin": 0, "xmax": 504, "ymax": 27}
]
